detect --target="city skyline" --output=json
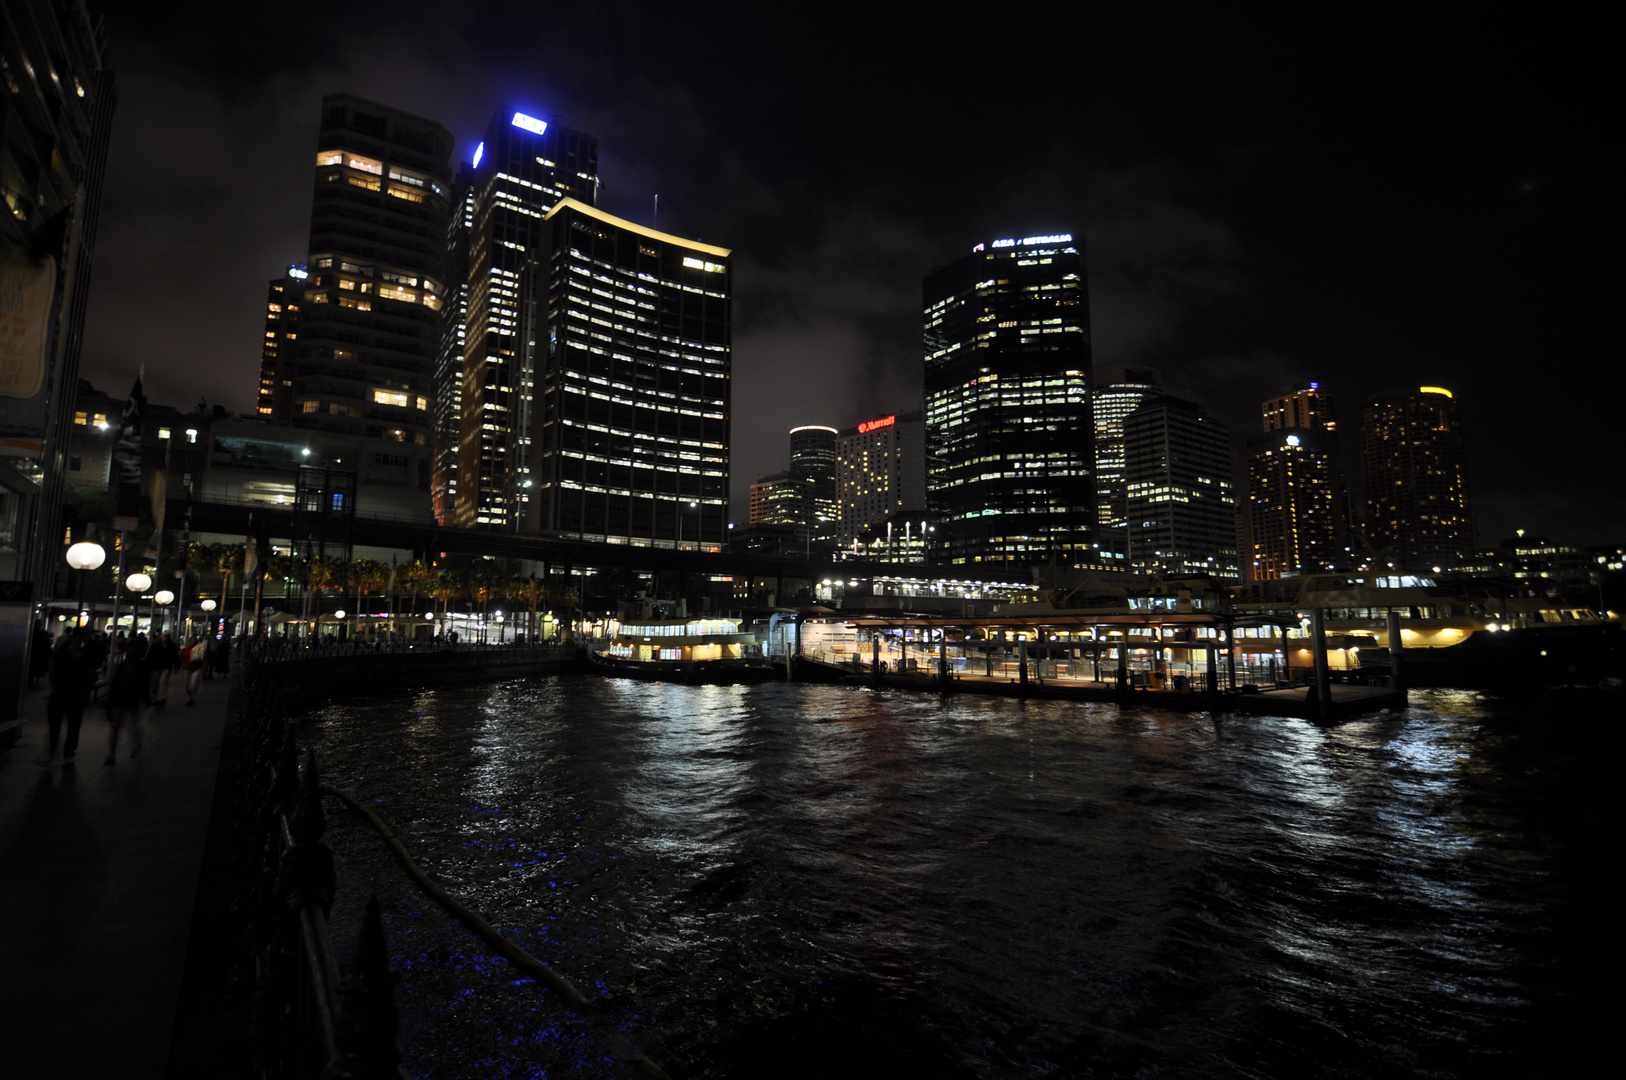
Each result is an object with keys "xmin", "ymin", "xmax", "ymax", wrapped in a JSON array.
[{"xmin": 72, "ymin": 4, "xmax": 1618, "ymax": 544}]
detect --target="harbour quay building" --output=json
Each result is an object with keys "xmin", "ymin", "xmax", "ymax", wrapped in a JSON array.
[
  {"xmin": 457, "ymin": 195, "xmax": 731, "ymax": 550},
  {"xmin": 923, "ymin": 233, "xmax": 1098, "ymax": 568}
]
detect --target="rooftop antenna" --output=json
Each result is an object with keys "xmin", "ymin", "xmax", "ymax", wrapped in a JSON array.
[
  {"xmin": 593, "ymin": 175, "xmax": 601, "ymax": 207},
  {"xmin": 653, "ymin": 194, "xmax": 659, "ymax": 230}
]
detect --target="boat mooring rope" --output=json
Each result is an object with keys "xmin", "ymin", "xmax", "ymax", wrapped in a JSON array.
[{"xmin": 323, "ymin": 784, "xmax": 671, "ymax": 1080}]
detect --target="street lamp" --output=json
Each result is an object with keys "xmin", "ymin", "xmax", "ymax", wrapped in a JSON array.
[
  {"xmin": 154, "ymin": 589, "xmax": 175, "ymax": 633},
  {"xmin": 66, "ymin": 541, "xmax": 106, "ymax": 630}
]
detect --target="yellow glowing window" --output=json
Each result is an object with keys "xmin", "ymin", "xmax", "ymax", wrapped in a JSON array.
[
  {"xmin": 338, "ymin": 296, "xmax": 370, "ymax": 310},
  {"xmin": 345, "ymin": 156, "xmax": 382, "ymax": 175},
  {"xmin": 416, "ymin": 396, "xmax": 430, "ymax": 412},
  {"xmin": 347, "ymin": 175, "xmax": 382, "ymax": 192},
  {"xmin": 682, "ymin": 257, "xmax": 725, "ymax": 273},
  {"xmin": 302, "ymin": 401, "xmax": 320, "ymax": 413},
  {"xmin": 388, "ymin": 185, "xmax": 425, "ymax": 203},
  {"xmin": 373, "ymin": 390, "xmax": 410, "ymax": 408},
  {"xmin": 73, "ymin": 411, "xmax": 87, "ymax": 425},
  {"xmin": 316, "ymin": 152, "xmax": 343, "ymax": 167},
  {"xmin": 377, "ymin": 284, "xmax": 416, "ymax": 303}
]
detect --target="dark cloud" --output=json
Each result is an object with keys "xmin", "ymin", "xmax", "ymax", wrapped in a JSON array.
[{"xmin": 77, "ymin": 3, "xmax": 1622, "ymax": 545}]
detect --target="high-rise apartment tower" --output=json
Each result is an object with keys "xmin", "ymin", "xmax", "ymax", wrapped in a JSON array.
[
  {"xmin": 1092, "ymin": 364, "xmax": 1163, "ymax": 566},
  {"xmin": 1359, "ymin": 386, "xmax": 1474, "ymax": 569},
  {"xmin": 923, "ymin": 233, "xmax": 1095, "ymax": 566}
]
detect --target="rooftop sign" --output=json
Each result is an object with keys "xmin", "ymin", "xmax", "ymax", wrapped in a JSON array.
[
  {"xmin": 511, "ymin": 112, "xmax": 548, "ymax": 135},
  {"xmin": 857, "ymin": 415, "xmax": 896, "ymax": 434},
  {"xmin": 975, "ymin": 233, "xmax": 1073, "ymax": 252}
]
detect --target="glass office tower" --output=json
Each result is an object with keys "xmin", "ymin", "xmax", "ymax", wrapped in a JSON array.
[
  {"xmin": 523, "ymin": 198, "xmax": 731, "ymax": 548},
  {"xmin": 923, "ymin": 234, "xmax": 1096, "ymax": 566}
]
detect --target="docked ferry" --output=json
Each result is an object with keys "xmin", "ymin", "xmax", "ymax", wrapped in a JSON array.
[{"xmin": 588, "ymin": 614, "xmax": 774, "ymax": 683}]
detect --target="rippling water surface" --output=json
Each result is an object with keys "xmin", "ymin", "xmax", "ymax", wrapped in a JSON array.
[{"xmin": 304, "ymin": 678, "xmax": 1595, "ymax": 1078}]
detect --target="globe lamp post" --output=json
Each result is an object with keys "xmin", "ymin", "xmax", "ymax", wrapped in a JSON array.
[
  {"xmin": 65, "ymin": 541, "xmax": 106, "ymax": 630},
  {"xmin": 155, "ymin": 589, "xmax": 175, "ymax": 634},
  {"xmin": 126, "ymin": 572, "xmax": 152, "ymax": 634}
]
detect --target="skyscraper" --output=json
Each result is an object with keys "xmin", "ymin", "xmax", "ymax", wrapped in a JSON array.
[
  {"xmin": 490, "ymin": 197, "xmax": 730, "ymax": 548},
  {"xmin": 1092, "ymin": 364, "xmax": 1163, "ymax": 565},
  {"xmin": 1360, "ymin": 386, "xmax": 1474, "ymax": 569},
  {"xmin": 255, "ymin": 264, "xmax": 308, "ymax": 422},
  {"xmin": 788, "ymin": 424, "xmax": 838, "ymax": 549},
  {"xmin": 431, "ymin": 172, "xmax": 473, "ymax": 524},
  {"xmin": 1245, "ymin": 382, "xmax": 1346, "ymax": 580},
  {"xmin": 454, "ymin": 107, "xmax": 600, "ymax": 528},
  {"xmin": 923, "ymin": 233, "xmax": 1095, "ymax": 567},
  {"xmin": 1123, "ymin": 395, "xmax": 1238, "ymax": 579},
  {"xmin": 292, "ymin": 94, "xmax": 452, "ymax": 446}
]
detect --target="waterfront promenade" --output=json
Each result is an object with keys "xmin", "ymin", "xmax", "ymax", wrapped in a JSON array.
[{"xmin": 0, "ymin": 675, "xmax": 234, "ymax": 1079}]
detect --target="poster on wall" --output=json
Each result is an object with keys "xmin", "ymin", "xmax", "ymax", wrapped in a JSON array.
[{"xmin": 0, "ymin": 248, "xmax": 59, "ymax": 454}]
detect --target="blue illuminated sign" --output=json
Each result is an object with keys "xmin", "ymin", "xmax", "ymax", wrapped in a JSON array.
[
  {"xmin": 471, "ymin": 142, "xmax": 484, "ymax": 168},
  {"xmin": 511, "ymin": 112, "xmax": 547, "ymax": 135}
]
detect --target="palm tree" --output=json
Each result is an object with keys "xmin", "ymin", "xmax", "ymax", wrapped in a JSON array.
[
  {"xmin": 347, "ymin": 558, "xmax": 389, "ymax": 640},
  {"xmin": 398, "ymin": 559, "xmax": 432, "ymax": 640},
  {"xmin": 306, "ymin": 555, "xmax": 342, "ymax": 640}
]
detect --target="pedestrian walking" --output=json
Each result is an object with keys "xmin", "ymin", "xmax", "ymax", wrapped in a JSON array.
[
  {"xmin": 42, "ymin": 629, "xmax": 98, "ymax": 763},
  {"xmin": 106, "ymin": 636, "xmax": 151, "ymax": 764},
  {"xmin": 181, "ymin": 635, "xmax": 204, "ymax": 705}
]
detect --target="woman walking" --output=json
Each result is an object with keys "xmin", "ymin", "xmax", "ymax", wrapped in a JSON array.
[
  {"xmin": 106, "ymin": 635, "xmax": 150, "ymax": 764},
  {"xmin": 181, "ymin": 636, "xmax": 204, "ymax": 705}
]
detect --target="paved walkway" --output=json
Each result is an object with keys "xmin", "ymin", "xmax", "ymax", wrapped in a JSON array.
[{"xmin": 0, "ymin": 674, "xmax": 233, "ymax": 1080}]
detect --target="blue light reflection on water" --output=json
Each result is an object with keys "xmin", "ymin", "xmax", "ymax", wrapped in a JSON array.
[{"xmin": 310, "ymin": 678, "xmax": 1591, "ymax": 1079}]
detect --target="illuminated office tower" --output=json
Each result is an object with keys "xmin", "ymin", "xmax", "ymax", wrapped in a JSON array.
[
  {"xmin": 1360, "ymin": 386, "xmax": 1475, "ymax": 569},
  {"xmin": 431, "ymin": 173, "xmax": 473, "ymax": 523},
  {"xmin": 1092, "ymin": 364, "xmax": 1163, "ymax": 564},
  {"xmin": 749, "ymin": 471, "xmax": 802, "ymax": 525},
  {"xmin": 1245, "ymin": 381, "xmax": 1345, "ymax": 580},
  {"xmin": 255, "ymin": 264, "xmax": 308, "ymax": 421},
  {"xmin": 502, "ymin": 198, "xmax": 730, "ymax": 547},
  {"xmin": 293, "ymin": 94, "xmax": 452, "ymax": 445},
  {"xmin": 923, "ymin": 233, "xmax": 1095, "ymax": 566},
  {"xmin": 1123, "ymin": 396, "xmax": 1238, "ymax": 579},
  {"xmin": 789, "ymin": 424, "xmax": 838, "ymax": 547},
  {"xmin": 454, "ymin": 107, "xmax": 600, "ymax": 528},
  {"xmin": 836, "ymin": 412, "xmax": 926, "ymax": 555}
]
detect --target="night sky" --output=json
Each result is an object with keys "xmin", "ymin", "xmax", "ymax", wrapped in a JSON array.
[{"xmin": 78, "ymin": 3, "xmax": 1620, "ymax": 545}]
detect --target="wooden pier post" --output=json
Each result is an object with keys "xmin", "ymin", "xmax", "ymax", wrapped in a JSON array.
[
  {"xmin": 1311, "ymin": 607, "xmax": 1331, "ymax": 717},
  {"xmin": 1386, "ymin": 609, "xmax": 1406, "ymax": 691}
]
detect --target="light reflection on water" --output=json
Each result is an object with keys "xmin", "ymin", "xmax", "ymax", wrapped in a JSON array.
[{"xmin": 307, "ymin": 678, "xmax": 1592, "ymax": 1079}]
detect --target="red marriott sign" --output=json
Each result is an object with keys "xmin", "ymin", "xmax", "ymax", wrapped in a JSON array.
[{"xmin": 857, "ymin": 414, "xmax": 896, "ymax": 434}]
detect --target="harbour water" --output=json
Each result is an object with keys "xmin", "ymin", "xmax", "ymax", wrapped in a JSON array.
[{"xmin": 304, "ymin": 676, "xmax": 1597, "ymax": 1078}]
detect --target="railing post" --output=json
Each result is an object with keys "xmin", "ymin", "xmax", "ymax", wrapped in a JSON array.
[{"xmin": 328, "ymin": 896, "xmax": 404, "ymax": 1080}]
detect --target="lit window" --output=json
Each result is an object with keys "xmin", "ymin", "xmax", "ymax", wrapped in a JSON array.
[
  {"xmin": 159, "ymin": 427, "xmax": 171, "ymax": 439},
  {"xmin": 73, "ymin": 411, "xmax": 87, "ymax": 425},
  {"xmin": 185, "ymin": 429, "xmax": 197, "ymax": 444},
  {"xmin": 373, "ymin": 389, "xmax": 410, "ymax": 408},
  {"xmin": 302, "ymin": 401, "xmax": 320, "ymax": 414}
]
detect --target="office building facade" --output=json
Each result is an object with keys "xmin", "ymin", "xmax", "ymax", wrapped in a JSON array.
[
  {"xmin": 469, "ymin": 197, "xmax": 731, "ymax": 548},
  {"xmin": 1360, "ymin": 386, "xmax": 1475, "ymax": 569},
  {"xmin": 749, "ymin": 471, "xmax": 801, "ymax": 526},
  {"xmin": 291, "ymin": 94, "xmax": 452, "ymax": 447},
  {"xmin": 923, "ymin": 233, "xmax": 1095, "ymax": 567},
  {"xmin": 1092, "ymin": 364, "xmax": 1163, "ymax": 565},
  {"xmin": 454, "ymin": 107, "xmax": 600, "ymax": 528},
  {"xmin": 1123, "ymin": 396, "xmax": 1238, "ymax": 579}
]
